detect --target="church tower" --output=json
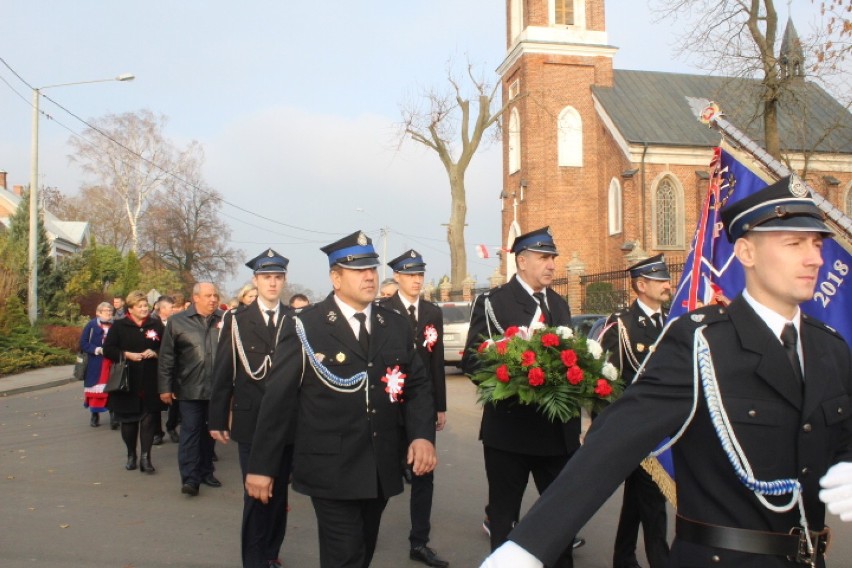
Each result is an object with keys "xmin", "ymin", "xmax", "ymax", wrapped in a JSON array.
[
  {"xmin": 498, "ymin": 0, "xmax": 617, "ymax": 278},
  {"xmin": 780, "ymin": 16, "xmax": 805, "ymax": 82}
]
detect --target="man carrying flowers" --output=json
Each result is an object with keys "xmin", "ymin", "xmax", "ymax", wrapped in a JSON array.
[{"xmin": 461, "ymin": 226, "xmax": 582, "ymax": 568}]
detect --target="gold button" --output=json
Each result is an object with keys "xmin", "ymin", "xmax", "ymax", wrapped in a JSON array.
[
  {"xmin": 748, "ymin": 409, "xmax": 757, "ymax": 417},
  {"xmin": 803, "ymin": 423, "xmax": 812, "ymax": 432},
  {"xmin": 711, "ymin": 555, "xmax": 720, "ymax": 563}
]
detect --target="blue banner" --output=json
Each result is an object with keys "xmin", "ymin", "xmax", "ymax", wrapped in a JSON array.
[{"xmin": 670, "ymin": 146, "xmax": 852, "ymax": 344}]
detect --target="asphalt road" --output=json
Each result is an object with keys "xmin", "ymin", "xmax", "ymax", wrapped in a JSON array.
[{"xmin": 1, "ymin": 369, "xmax": 850, "ymax": 567}]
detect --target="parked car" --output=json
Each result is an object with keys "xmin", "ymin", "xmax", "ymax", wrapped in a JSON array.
[
  {"xmin": 437, "ymin": 301, "xmax": 473, "ymax": 367},
  {"xmin": 571, "ymin": 313, "xmax": 606, "ymax": 338}
]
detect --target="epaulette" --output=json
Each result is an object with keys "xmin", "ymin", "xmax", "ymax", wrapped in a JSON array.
[
  {"xmin": 676, "ymin": 304, "xmax": 729, "ymax": 327},
  {"xmin": 802, "ymin": 313, "xmax": 845, "ymax": 341}
]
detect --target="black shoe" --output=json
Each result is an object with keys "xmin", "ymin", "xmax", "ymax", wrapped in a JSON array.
[
  {"xmin": 181, "ymin": 483, "xmax": 199, "ymax": 496},
  {"xmin": 90, "ymin": 413, "xmax": 99, "ymax": 427},
  {"xmin": 410, "ymin": 546, "xmax": 449, "ymax": 568},
  {"xmin": 572, "ymin": 537, "xmax": 586, "ymax": 550},
  {"xmin": 152, "ymin": 434, "xmax": 164, "ymax": 446},
  {"xmin": 125, "ymin": 453, "xmax": 138, "ymax": 471},
  {"xmin": 167, "ymin": 429, "xmax": 179, "ymax": 443},
  {"xmin": 139, "ymin": 452, "xmax": 156, "ymax": 474},
  {"xmin": 201, "ymin": 474, "xmax": 222, "ymax": 487},
  {"xmin": 110, "ymin": 422, "xmax": 119, "ymax": 430}
]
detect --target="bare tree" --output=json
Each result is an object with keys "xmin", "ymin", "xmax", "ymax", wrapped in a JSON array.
[
  {"xmin": 59, "ymin": 184, "xmax": 133, "ymax": 251},
  {"xmin": 398, "ymin": 61, "xmax": 503, "ymax": 292},
  {"xmin": 653, "ymin": 0, "xmax": 850, "ymax": 159},
  {"xmin": 139, "ymin": 143, "xmax": 240, "ymax": 286},
  {"xmin": 68, "ymin": 110, "xmax": 174, "ymax": 253}
]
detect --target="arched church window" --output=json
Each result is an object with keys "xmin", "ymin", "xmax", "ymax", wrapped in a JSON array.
[
  {"xmin": 509, "ymin": 108, "xmax": 521, "ymax": 174},
  {"xmin": 557, "ymin": 106, "xmax": 582, "ymax": 167},
  {"xmin": 608, "ymin": 178, "xmax": 622, "ymax": 235},
  {"xmin": 653, "ymin": 175, "xmax": 684, "ymax": 249}
]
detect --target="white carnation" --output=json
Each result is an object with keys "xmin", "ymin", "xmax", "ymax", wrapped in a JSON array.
[
  {"xmin": 586, "ymin": 339, "xmax": 603, "ymax": 359},
  {"xmin": 516, "ymin": 326, "xmax": 532, "ymax": 340},
  {"xmin": 530, "ymin": 321, "xmax": 546, "ymax": 332},
  {"xmin": 602, "ymin": 362, "xmax": 618, "ymax": 381},
  {"xmin": 555, "ymin": 325, "xmax": 574, "ymax": 340}
]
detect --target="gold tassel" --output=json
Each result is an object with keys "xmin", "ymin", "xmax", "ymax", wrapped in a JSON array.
[{"xmin": 641, "ymin": 457, "xmax": 677, "ymax": 508}]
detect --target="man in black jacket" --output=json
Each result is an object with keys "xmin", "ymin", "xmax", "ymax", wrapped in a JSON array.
[
  {"xmin": 382, "ymin": 249, "xmax": 449, "ymax": 568},
  {"xmin": 462, "ymin": 226, "xmax": 579, "ymax": 568},
  {"xmin": 210, "ymin": 249, "xmax": 293, "ymax": 568},
  {"xmin": 482, "ymin": 178, "xmax": 852, "ymax": 567},
  {"xmin": 159, "ymin": 282, "xmax": 224, "ymax": 497},
  {"xmin": 599, "ymin": 254, "xmax": 672, "ymax": 568},
  {"xmin": 245, "ymin": 231, "xmax": 437, "ymax": 568}
]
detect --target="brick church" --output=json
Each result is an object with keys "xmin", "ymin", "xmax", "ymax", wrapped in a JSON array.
[{"xmin": 496, "ymin": 0, "xmax": 852, "ymax": 305}]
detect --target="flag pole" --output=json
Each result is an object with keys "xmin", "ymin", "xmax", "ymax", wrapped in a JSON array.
[{"xmin": 686, "ymin": 97, "xmax": 852, "ymax": 241}]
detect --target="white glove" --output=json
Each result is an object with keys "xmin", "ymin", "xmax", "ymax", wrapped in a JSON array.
[
  {"xmin": 480, "ymin": 541, "xmax": 543, "ymax": 568},
  {"xmin": 819, "ymin": 461, "xmax": 852, "ymax": 522}
]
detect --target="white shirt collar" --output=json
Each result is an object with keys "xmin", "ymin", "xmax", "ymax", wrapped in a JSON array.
[
  {"xmin": 516, "ymin": 275, "xmax": 544, "ymax": 301},
  {"xmin": 398, "ymin": 293, "xmax": 419, "ymax": 312},
  {"xmin": 333, "ymin": 294, "xmax": 372, "ymax": 333},
  {"xmin": 742, "ymin": 289, "xmax": 801, "ymax": 343},
  {"xmin": 636, "ymin": 299, "xmax": 661, "ymax": 319},
  {"xmin": 257, "ymin": 298, "xmax": 279, "ymax": 315}
]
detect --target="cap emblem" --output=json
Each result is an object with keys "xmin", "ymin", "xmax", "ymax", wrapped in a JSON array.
[
  {"xmin": 789, "ymin": 175, "xmax": 808, "ymax": 198},
  {"xmin": 357, "ymin": 232, "xmax": 368, "ymax": 246},
  {"xmin": 267, "ymin": 250, "xmax": 274, "ymax": 257}
]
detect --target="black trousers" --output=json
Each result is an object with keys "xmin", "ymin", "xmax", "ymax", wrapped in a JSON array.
[
  {"xmin": 483, "ymin": 445, "xmax": 574, "ymax": 568},
  {"xmin": 408, "ymin": 469, "xmax": 434, "ymax": 548},
  {"xmin": 177, "ymin": 400, "xmax": 214, "ymax": 486},
  {"xmin": 613, "ymin": 466, "xmax": 670, "ymax": 568},
  {"xmin": 311, "ymin": 493, "xmax": 388, "ymax": 568},
  {"xmin": 239, "ymin": 441, "xmax": 294, "ymax": 568}
]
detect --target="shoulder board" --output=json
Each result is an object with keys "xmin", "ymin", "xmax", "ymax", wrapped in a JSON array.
[
  {"xmin": 802, "ymin": 313, "xmax": 845, "ymax": 341},
  {"xmin": 676, "ymin": 304, "xmax": 729, "ymax": 327}
]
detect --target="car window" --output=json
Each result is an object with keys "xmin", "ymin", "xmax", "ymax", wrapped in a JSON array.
[{"xmin": 439, "ymin": 303, "xmax": 472, "ymax": 324}]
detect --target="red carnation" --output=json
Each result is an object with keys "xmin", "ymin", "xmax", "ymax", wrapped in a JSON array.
[
  {"xmin": 496, "ymin": 364, "xmax": 510, "ymax": 383},
  {"xmin": 505, "ymin": 326, "xmax": 521, "ymax": 338},
  {"xmin": 541, "ymin": 333, "xmax": 560, "ymax": 348},
  {"xmin": 478, "ymin": 341, "xmax": 490, "ymax": 353},
  {"xmin": 566, "ymin": 365, "xmax": 584, "ymax": 385},
  {"xmin": 561, "ymin": 349, "xmax": 578, "ymax": 367},
  {"xmin": 528, "ymin": 367, "xmax": 545, "ymax": 386},
  {"xmin": 496, "ymin": 340, "xmax": 509, "ymax": 356},
  {"xmin": 521, "ymin": 350, "xmax": 536, "ymax": 367},
  {"xmin": 594, "ymin": 378, "xmax": 613, "ymax": 397}
]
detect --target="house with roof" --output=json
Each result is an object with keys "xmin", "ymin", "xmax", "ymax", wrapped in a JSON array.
[
  {"xmin": 0, "ymin": 171, "xmax": 89, "ymax": 261},
  {"xmin": 497, "ymin": 0, "xmax": 852, "ymax": 290}
]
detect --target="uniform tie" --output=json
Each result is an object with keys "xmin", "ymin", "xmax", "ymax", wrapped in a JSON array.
[
  {"xmin": 354, "ymin": 312, "xmax": 370, "ymax": 354},
  {"xmin": 651, "ymin": 312, "xmax": 663, "ymax": 328},
  {"xmin": 266, "ymin": 309, "xmax": 276, "ymax": 331},
  {"xmin": 407, "ymin": 305, "xmax": 418, "ymax": 330},
  {"xmin": 533, "ymin": 292, "xmax": 552, "ymax": 326},
  {"xmin": 780, "ymin": 323, "xmax": 803, "ymax": 383}
]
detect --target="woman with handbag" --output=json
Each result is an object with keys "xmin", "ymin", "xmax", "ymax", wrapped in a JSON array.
[
  {"xmin": 80, "ymin": 302, "xmax": 115, "ymax": 427},
  {"xmin": 103, "ymin": 291, "xmax": 166, "ymax": 473}
]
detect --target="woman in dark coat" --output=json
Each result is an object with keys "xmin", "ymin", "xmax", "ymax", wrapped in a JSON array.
[
  {"xmin": 80, "ymin": 302, "xmax": 114, "ymax": 427},
  {"xmin": 104, "ymin": 290, "xmax": 167, "ymax": 473}
]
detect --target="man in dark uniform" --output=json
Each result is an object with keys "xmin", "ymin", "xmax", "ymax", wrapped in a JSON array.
[
  {"xmin": 245, "ymin": 230, "xmax": 438, "ymax": 568},
  {"xmin": 210, "ymin": 249, "xmax": 293, "ymax": 568},
  {"xmin": 482, "ymin": 176, "xmax": 852, "ymax": 567},
  {"xmin": 381, "ymin": 249, "xmax": 449, "ymax": 568},
  {"xmin": 461, "ymin": 226, "xmax": 580, "ymax": 568},
  {"xmin": 599, "ymin": 254, "xmax": 672, "ymax": 568}
]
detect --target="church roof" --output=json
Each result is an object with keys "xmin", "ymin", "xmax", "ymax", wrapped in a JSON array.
[{"xmin": 592, "ymin": 69, "xmax": 852, "ymax": 153}]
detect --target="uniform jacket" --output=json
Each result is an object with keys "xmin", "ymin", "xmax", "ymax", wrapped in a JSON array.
[
  {"xmin": 79, "ymin": 318, "xmax": 110, "ymax": 387},
  {"xmin": 103, "ymin": 315, "xmax": 167, "ymax": 414},
  {"xmin": 157, "ymin": 305, "xmax": 224, "ymax": 401},
  {"xmin": 461, "ymin": 275, "xmax": 580, "ymax": 456},
  {"xmin": 599, "ymin": 300, "xmax": 668, "ymax": 385},
  {"xmin": 382, "ymin": 293, "xmax": 447, "ymax": 413},
  {"xmin": 209, "ymin": 300, "xmax": 294, "ymax": 444},
  {"xmin": 510, "ymin": 296, "xmax": 852, "ymax": 567},
  {"xmin": 247, "ymin": 293, "xmax": 436, "ymax": 500}
]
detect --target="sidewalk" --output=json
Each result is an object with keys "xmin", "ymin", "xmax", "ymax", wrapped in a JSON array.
[{"xmin": 0, "ymin": 364, "xmax": 75, "ymax": 396}]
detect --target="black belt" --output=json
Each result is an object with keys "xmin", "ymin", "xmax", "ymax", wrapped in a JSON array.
[{"xmin": 676, "ymin": 515, "xmax": 830, "ymax": 564}]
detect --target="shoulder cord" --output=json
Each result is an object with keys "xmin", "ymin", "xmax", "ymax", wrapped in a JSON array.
[
  {"xmin": 484, "ymin": 298, "xmax": 504, "ymax": 337},
  {"xmin": 617, "ymin": 318, "xmax": 643, "ymax": 371},
  {"xmin": 230, "ymin": 314, "xmax": 283, "ymax": 382},
  {"xmin": 293, "ymin": 317, "xmax": 368, "ymax": 404},
  {"xmin": 649, "ymin": 325, "xmax": 813, "ymax": 555}
]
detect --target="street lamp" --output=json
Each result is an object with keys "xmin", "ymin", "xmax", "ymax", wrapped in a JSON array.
[{"xmin": 28, "ymin": 73, "xmax": 134, "ymax": 324}]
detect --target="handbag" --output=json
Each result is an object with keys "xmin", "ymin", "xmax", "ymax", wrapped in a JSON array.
[
  {"xmin": 73, "ymin": 326, "xmax": 95, "ymax": 381},
  {"xmin": 105, "ymin": 355, "xmax": 131, "ymax": 393}
]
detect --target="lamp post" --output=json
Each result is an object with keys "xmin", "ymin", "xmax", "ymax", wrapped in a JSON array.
[{"xmin": 28, "ymin": 73, "xmax": 134, "ymax": 324}]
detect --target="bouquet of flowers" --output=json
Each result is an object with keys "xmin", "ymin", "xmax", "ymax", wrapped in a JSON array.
[{"xmin": 470, "ymin": 322, "xmax": 624, "ymax": 423}]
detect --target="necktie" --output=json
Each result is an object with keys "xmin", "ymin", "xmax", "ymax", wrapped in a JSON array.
[
  {"xmin": 407, "ymin": 305, "xmax": 418, "ymax": 330},
  {"xmin": 266, "ymin": 310, "xmax": 276, "ymax": 334},
  {"xmin": 533, "ymin": 292, "xmax": 552, "ymax": 326},
  {"xmin": 780, "ymin": 323, "xmax": 804, "ymax": 383},
  {"xmin": 354, "ymin": 312, "xmax": 370, "ymax": 354},
  {"xmin": 651, "ymin": 312, "xmax": 663, "ymax": 328}
]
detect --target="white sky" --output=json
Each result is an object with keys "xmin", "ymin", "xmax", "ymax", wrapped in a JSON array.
[{"xmin": 0, "ymin": 1, "xmax": 827, "ymax": 297}]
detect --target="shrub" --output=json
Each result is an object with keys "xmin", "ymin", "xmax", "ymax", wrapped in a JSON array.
[{"xmin": 42, "ymin": 325, "xmax": 84, "ymax": 351}]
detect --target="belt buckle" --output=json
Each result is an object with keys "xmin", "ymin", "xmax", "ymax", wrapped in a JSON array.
[{"xmin": 788, "ymin": 527, "xmax": 829, "ymax": 567}]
